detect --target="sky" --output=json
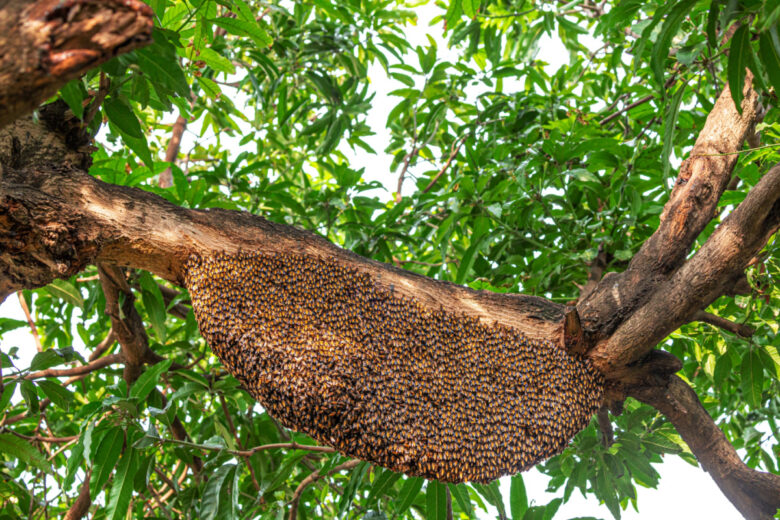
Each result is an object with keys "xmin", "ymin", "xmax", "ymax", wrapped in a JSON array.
[{"xmin": 0, "ymin": 3, "xmax": 746, "ymax": 519}]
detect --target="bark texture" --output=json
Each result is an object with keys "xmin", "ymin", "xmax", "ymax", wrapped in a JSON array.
[{"xmin": 0, "ymin": 0, "xmax": 153, "ymax": 129}]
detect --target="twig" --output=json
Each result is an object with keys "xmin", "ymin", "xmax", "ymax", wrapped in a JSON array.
[
  {"xmin": 694, "ymin": 310, "xmax": 755, "ymax": 338},
  {"xmin": 158, "ymin": 437, "xmax": 336, "ymax": 458},
  {"xmin": 25, "ymin": 353, "xmax": 123, "ymax": 380},
  {"xmin": 288, "ymin": 459, "xmax": 362, "ymax": 520},
  {"xmin": 160, "ymin": 114, "xmax": 188, "ymax": 188},
  {"xmin": 89, "ymin": 329, "xmax": 116, "ymax": 361},
  {"xmin": 17, "ymin": 292, "xmax": 42, "ymax": 352},
  {"xmin": 599, "ymin": 75, "xmax": 678, "ymax": 125},
  {"xmin": 596, "ymin": 407, "xmax": 614, "ymax": 447},
  {"xmin": 82, "ymin": 72, "xmax": 110, "ymax": 128},
  {"xmin": 8, "ymin": 431, "xmax": 78, "ymax": 443},
  {"xmin": 691, "ymin": 143, "xmax": 780, "ymax": 158},
  {"xmin": 422, "ymin": 135, "xmax": 467, "ymax": 194}
]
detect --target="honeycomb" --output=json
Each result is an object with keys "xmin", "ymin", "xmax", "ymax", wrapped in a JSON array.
[{"xmin": 185, "ymin": 252, "xmax": 603, "ymax": 482}]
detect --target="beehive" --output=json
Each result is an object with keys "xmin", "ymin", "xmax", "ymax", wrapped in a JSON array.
[{"xmin": 185, "ymin": 252, "xmax": 603, "ymax": 483}]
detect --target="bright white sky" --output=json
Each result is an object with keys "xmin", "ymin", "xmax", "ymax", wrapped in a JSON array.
[{"xmin": 0, "ymin": 3, "xmax": 745, "ymax": 519}]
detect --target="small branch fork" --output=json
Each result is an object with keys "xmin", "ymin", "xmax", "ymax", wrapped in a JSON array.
[{"xmin": 288, "ymin": 459, "xmax": 362, "ymax": 520}]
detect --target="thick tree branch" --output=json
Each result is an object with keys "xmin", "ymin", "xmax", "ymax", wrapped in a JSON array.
[
  {"xmin": 0, "ymin": 165, "xmax": 565, "ymax": 345},
  {"xmin": 579, "ymin": 74, "xmax": 760, "ymax": 340},
  {"xmin": 629, "ymin": 376, "xmax": 780, "ymax": 520},
  {"xmin": 0, "ymin": 0, "xmax": 154, "ymax": 129},
  {"xmin": 63, "ymin": 472, "xmax": 91, "ymax": 520},
  {"xmin": 591, "ymin": 163, "xmax": 780, "ymax": 372}
]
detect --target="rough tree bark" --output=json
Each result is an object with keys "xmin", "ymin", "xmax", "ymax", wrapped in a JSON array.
[{"xmin": 0, "ymin": 7, "xmax": 779, "ymax": 520}]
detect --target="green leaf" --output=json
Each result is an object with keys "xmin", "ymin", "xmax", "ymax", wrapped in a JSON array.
[
  {"xmin": 510, "ymin": 475, "xmax": 528, "ymax": 520},
  {"xmin": 728, "ymin": 25, "xmax": 751, "ymax": 112},
  {"xmin": 139, "ymin": 272, "xmax": 167, "ymax": 342},
  {"xmin": 367, "ymin": 468, "xmax": 402, "ymax": 505},
  {"xmin": 105, "ymin": 449, "xmax": 139, "ymax": 520},
  {"xmin": 0, "ymin": 433, "xmax": 51, "ymax": 472},
  {"xmin": 473, "ymin": 481, "xmax": 506, "ymax": 519},
  {"xmin": 0, "ymin": 382, "xmax": 16, "ymax": 414},
  {"xmin": 448, "ymin": 484, "xmax": 474, "ymax": 518},
  {"xmin": 455, "ymin": 234, "xmax": 487, "ymax": 284},
  {"xmin": 741, "ymin": 349, "xmax": 764, "ymax": 408},
  {"xmin": 201, "ymin": 464, "xmax": 234, "ymax": 520},
  {"xmin": 90, "ymin": 428, "xmax": 125, "ymax": 497},
  {"xmin": 0, "ymin": 317, "xmax": 26, "ymax": 334},
  {"xmin": 651, "ymin": 0, "xmax": 698, "ymax": 87},
  {"xmin": 30, "ymin": 347, "xmax": 77, "ymax": 371},
  {"xmin": 393, "ymin": 477, "xmax": 424, "ymax": 518},
  {"xmin": 211, "ymin": 17, "xmax": 272, "ymax": 47},
  {"xmin": 462, "ymin": 0, "xmax": 481, "ymax": 19},
  {"xmin": 759, "ymin": 28, "xmax": 780, "ymax": 96},
  {"xmin": 37, "ymin": 380, "xmax": 74, "ymax": 411},
  {"xmin": 136, "ymin": 43, "xmax": 190, "ymax": 99},
  {"xmin": 20, "ymin": 379, "xmax": 39, "ymax": 413},
  {"xmin": 198, "ymin": 47, "xmax": 236, "ymax": 75},
  {"xmin": 130, "ymin": 359, "xmax": 173, "ymax": 401},
  {"xmin": 426, "ymin": 481, "xmax": 448, "ymax": 520},
  {"xmin": 46, "ymin": 279, "xmax": 84, "ymax": 309},
  {"xmin": 338, "ymin": 461, "xmax": 369, "ymax": 516},
  {"xmin": 104, "ymin": 97, "xmax": 144, "ymax": 139},
  {"xmin": 59, "ymin": 80, "xmax": 85, "ymax": 119},
  {"xmin": 706, "ymin": 0, "xmax": 721, "ymax": 48}
]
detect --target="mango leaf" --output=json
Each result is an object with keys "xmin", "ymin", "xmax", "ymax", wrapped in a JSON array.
[
  {"xmin": 129, "ymin": 359, "xmax": 173, "ymax": 401},
  {"xmin": 426, "ymin": 481, "xmax": 448, "ymax": 520},
  {"xmin": 367, "ymin": 468, "xmax": 402, "ymax": 506},
  {"xmin": 510, "ymin": 475, "xmax": 528, "ymax": 520},
  {"xmin": 30, "ymin": 347, "xmax": 77, "ymax": 371},
  {"xmin": 758, "ymin": 28, "xmax": 780, "ymax": 96},
  {"xmin": 393, "ymin": 477, "xmax": 424, "ymax": 518},
  {"xmin": 90, "ymin": 427, "xmax": 125, "ymax": 497},
  {"xmin": 0, "ymin": 433, "xmax": 51, "ymax": 472},
  {"xmin": 105, "ymin": 449, "xmax": 140, "ymax": 520},
  {"xmin": 651, "ymin": 0, "xmax": 698, "ymax": 87},
  {"xmin": 46, "ymin": 279, "xmax": 84, "ymax": 309},
  {"xmin": 338, "ymin": 461, "xmax": 369, "ymax": 517},
  {"xmin": 728, "ymin": 25, "xmax": 751, "ymax": 111},
  {"xmin": 741, "ymin": 349, "xmax": 764, "ymax": 408},
  {"xmin": 37, "ymin": 380, "xmax": 74, "ymax": 411},
  {"xmin": 211, "ymin": 17, "xmax": 272, "ymax": 47},
  {"xmin": 200, "ymin": 464, "xmax": 235, "ymax": 520},
  {"xmin": 448, "ymin": 484, "xmax": 474, "ymax": 518},
  {"xmin": 104, "ymin": 97, "xmax": 144, "ymax": 139}
]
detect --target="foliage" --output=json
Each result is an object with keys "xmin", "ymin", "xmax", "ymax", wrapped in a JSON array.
[{"xmin": 1, "ymin": 0, "xmax": 779, "ymax": 518}]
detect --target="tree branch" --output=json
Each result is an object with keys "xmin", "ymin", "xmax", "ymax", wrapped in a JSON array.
[
  {"xmin": 591, "ymin": 162, "xmax": 780, "ymax": 373},
  {"xmin": 693, "ymin": 310, "xmax": 755, "ymax": 338},
  {"xmin": 63, "ymin": 472, "xmax": 91, "ymax": 520},
  {"xmin": 629, "ymin": 376, "xmax": 780, "ymax": 520},
  {"xmin": 25, "ymin": 353, "xmax": 123, "ymax": 380},
  {"xmin": 98, "ymin": 263, "xmax": 162, "ymax": 385},
  {"xmin": 160, "ymin": 114, "xmax": 188, "ymax": 188},
  {"xmin": 288, "ymin": 459, "xmax": 362, "ymax": 520},
  {"xmin": 16, "ymin": 291, "xmax": 42, "ymax": 352},
  {"xmin": 0, "ymin": 0, "xmax": 154, "ymax": 129},
  {"xmin": 579, "ymin": 73, "xmax": 761, "ymax": 342}
]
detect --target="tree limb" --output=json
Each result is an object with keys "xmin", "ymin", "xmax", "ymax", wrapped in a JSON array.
[
  {"xmin": 63, "ymin": 472, "xmax": 91, "ymax": 520},
  {"xmin": 25, "ymin": 353, "xmax": 123, "ymax": 380},
  {"xmin": 591, "ymin": 162, "xmax": 780, "ymax": 372},
  {"xmin": 694, "ymin": 310, "xmax": 755, "ymax": 338},
  {"xmin": 0, "ymin": 0, "xmax": 154, "ymax": 129},
  {"xmin": 629, "ymin": 376, "xmax": 780, "ymax": 520}
]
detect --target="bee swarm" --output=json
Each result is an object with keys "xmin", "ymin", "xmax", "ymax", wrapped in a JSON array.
[{"xmin": 185, "ymin": 252, "xmax": 604, "ymax": 483}]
